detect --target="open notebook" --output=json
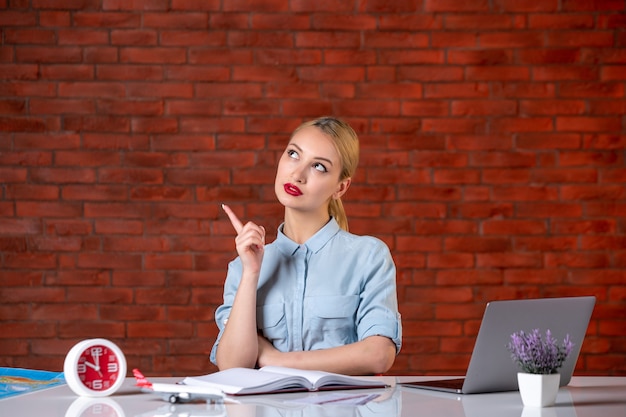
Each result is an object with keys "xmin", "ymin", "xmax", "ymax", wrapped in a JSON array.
[{"xmin": 182, "ymin": 366, "xmax": 387, "ymax": 395}]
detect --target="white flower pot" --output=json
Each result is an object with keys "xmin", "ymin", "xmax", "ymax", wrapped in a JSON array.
[{"xmin": 517, "ymin": 372, "xmax": 560, "ymax": 407}]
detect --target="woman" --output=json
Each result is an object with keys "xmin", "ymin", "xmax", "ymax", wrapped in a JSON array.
[{"xmin": 210, "ymin": 116, "xmax": 402, "ymax": 375}]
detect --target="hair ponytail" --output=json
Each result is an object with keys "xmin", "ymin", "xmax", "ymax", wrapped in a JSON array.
[{"xmin": 329, "ymin": 198, "xmax": 349, "ymax": 232}]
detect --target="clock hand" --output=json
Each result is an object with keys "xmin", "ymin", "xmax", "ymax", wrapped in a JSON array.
[
  {"xmin": 84, "ymin": 361, "xmax": 102, "ymax": 375},
  {"xmin": 92, "ymin": 348, "xmax": 101, "ymax": 369}
]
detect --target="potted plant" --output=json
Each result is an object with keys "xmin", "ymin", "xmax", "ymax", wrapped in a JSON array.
[{"xmin": 507, "ymin": 328, "xmax": 574, "ymax": 407}]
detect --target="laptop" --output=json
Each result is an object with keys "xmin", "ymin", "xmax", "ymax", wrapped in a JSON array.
[{"xmin": 401, "ymin": 296, "xmax": 596, "ymax": 394}]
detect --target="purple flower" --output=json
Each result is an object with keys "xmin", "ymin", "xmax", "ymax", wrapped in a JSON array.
[{"xmin": 507, "ymin": 329, "xmax": 574, "ymax": 374}]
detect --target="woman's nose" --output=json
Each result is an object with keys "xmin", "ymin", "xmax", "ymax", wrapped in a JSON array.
[{"xmin": 291, "ymin": 165, "xmax": 306, "ymax": 183}]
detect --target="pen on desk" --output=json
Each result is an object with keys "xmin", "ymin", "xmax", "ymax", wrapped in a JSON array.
[{"xmin": 317, "ymin": 393, "xmax": 377, "ymax": 405}]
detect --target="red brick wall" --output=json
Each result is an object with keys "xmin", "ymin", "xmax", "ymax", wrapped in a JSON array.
[{"xmin": 1, "ymin": 1, "xmax": 625, "ymax": 376}]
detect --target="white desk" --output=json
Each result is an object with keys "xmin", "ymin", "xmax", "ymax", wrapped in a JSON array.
[{"xmin": 1, "ymin": 376, "xmax": 625, "ymax": 417}]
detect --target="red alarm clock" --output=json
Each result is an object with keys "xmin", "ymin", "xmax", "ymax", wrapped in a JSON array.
[{"xmin": 63, "ymin": 338, "xmax": 127, "ymax": 397}]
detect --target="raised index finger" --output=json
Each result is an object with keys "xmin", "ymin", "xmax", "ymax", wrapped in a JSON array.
[{"xmin": 222, "ymin": 204, "xmax": 243, "ymax": 234}]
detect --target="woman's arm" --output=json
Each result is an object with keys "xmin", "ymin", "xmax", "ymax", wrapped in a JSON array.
[
  {"xmin": 214, "ymin": 269, "xmax": 260, "ymax": 370},
  {"xmin": 256, "ymin": 335, "xmax": 396, "ymax": 375},
  {"xmin": 215, "ymin": 205, "xmax": 266, "ymax": 370}
]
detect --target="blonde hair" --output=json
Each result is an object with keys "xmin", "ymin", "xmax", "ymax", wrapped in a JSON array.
[{"xmin": 292, "ymin": 116, "xmax": 359, "ymax": 231}]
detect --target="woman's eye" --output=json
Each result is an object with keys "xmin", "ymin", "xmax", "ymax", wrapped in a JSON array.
[
  {"xmin": 287, "ymin": 149, "xmax": 298, "ymax": 159},
  {"xmin": 313, "ymin": 162, "xmax": 327, "ymax": 173}
]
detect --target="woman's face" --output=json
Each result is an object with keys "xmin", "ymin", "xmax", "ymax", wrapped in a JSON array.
[{"xmin": 274, "ymin": 125, "xmax": 350, "ymax": 215}]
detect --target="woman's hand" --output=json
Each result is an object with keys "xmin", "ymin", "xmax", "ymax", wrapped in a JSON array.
[{"xmin": 222, "ymin": 204, "xmax": 265, "ymax": 274}]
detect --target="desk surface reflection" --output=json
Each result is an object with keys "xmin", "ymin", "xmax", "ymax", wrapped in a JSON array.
[{"xmin": 1, "ymin": 376, "xmax": 624, "ymax": 417}]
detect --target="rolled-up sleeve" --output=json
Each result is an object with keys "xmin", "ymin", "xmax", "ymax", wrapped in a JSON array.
[{"xmin": 356, "ymin": 240, "xmax": 402, "ymax": 353}]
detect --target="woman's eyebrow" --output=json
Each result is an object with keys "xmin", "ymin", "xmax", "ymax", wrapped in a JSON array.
[{"xmin": 289, "ymin": 142, "xmax": 335, "ymax": 166}]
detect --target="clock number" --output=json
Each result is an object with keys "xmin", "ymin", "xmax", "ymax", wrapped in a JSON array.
[
  {"xmin": 91, "ymin": 347, "xmax": 103, "ymax": 356},
  {"xmin": 107, "ymin": 362, "xmax": 118, "ymax": 373},
  {"xmin": 91, "ymin": 379, "xmax": 103, "ymax": 390},
  {"xmin": 77, "ymin": 363, "xmax": 86, "ymax": 373}
]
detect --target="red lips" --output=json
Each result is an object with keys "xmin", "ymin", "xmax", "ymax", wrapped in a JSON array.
[{"xmin": 284, "ymin": 183, "xmax": 302, "ymax": 196}]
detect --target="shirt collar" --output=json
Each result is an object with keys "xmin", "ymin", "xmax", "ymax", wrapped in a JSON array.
[{"xmin": 276, "ymin": 217, "xmax": 341, "ymax": 256}]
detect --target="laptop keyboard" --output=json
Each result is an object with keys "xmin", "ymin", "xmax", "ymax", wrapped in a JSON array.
[{"xmin": 401, "ymin": 378, "xmax": 465, "ymax": 391}]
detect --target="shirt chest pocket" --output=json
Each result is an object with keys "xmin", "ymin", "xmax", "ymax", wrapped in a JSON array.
[
  {"xmin": 256, "ymin": 303, "xmax": 287, "ymax": 345},
  {"xmin": 305, "ymin": 295, "xmax": 359, "ymax": 348}
]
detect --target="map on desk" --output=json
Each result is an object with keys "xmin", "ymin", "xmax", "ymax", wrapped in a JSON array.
[{"xmin": 0, "ymin": 367, "xmax": 65, "ymax": 400}]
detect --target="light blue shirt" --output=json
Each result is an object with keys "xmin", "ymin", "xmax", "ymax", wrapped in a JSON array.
[{"xmin": 210, "ymin": 218, "xmax": 402, "ymax": 365}]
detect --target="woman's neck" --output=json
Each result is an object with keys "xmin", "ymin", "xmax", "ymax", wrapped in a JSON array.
[{"xmin": 282, "ymin": 209, "xmax": 330, "ymax": 244}]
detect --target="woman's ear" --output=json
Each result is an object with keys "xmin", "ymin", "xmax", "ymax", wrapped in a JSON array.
[{"xmin": 333, "ymin": 177, "xmax": 351, "ymax": 200}]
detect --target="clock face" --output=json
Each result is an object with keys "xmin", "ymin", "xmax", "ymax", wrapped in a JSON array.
[
  {"xmin": 64, "ymin": 339, "xmax": 127, "ymax": 397},
  {"xmin": 76, "ymin": 343, "xmax": 122, "ymax": 391}
]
